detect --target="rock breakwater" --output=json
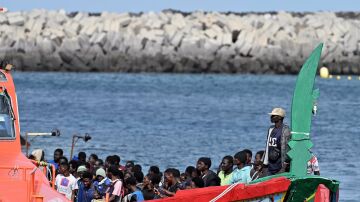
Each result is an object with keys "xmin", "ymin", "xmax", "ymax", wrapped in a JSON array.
[{"xmin": 0, "ymin": 10, "xmax": 359, "ymax": 74}]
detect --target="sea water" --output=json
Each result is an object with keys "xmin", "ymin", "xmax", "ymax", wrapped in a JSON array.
[{"xmin": 14, "ymin": 72, "xmax": 359, "ymax": 201}]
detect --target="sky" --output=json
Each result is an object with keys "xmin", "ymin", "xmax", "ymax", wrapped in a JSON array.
[{"xmin": 1, "ymin": 0, "xmax": 360, "ymax": 13}]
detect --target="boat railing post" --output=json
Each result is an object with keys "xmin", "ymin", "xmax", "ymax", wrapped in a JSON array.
[
  {"xmin": 51, "ymin": 163, "xmax": 56, "ymax": 189},
  {"xmin": 70, "ymin": 135, "xmax": 76, "ymax": 161},
  {"xmin": 30, "ymin": 167, "xmax": 36, "ymax": 201},
  {"xmin": 25, "ymin": 132, "xmax": 29, "ymax": 157},
  {"xmin": 70, "ymin": 133, "xmax": 91, "ymax": 160}
]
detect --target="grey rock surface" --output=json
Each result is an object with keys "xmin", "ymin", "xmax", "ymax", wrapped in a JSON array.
[{"xmin": 0, "ymin": 10, "xmax": 359, "ymax": 74}]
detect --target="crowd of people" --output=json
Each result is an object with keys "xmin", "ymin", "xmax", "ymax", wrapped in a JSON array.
[{"xmin": 28, "ymin": 107, "xmax": 320, "ymax": 202}]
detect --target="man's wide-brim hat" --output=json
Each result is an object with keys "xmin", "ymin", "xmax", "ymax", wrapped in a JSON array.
[{"xmin": 268, "ymin": 107, "xmax": 286, "ymax": 118}]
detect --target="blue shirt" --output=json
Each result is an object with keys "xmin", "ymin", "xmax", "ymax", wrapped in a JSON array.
[
  {"xmin": 133, "ymin": 189, "xmax": 144, "ymax": 202},
  {"xmin": 47, "ymin": 160, "xmax": 59, "ymax": 170},
  {"xmin": 230, "ymin": 166, "xmax": 251, "ymax": 184},
  {"xmin": 77, "ymin": 181, "xmax": 95, "ymax": 202}
]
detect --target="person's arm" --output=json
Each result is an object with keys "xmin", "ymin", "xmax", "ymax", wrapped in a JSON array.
[
  {"xmin": 281, "ymin": 126, "xmax": 291, "ymax": 166},
  {"xmin": 54, "ymin": 175, "xmax": 59, "ymax": 190},
  {"xmin": 71, "ymin": 179, "xmax": 78, "ymax": 201},
  {"xmin": 162, "ymin": 189, "xmax": 176, "ymax": 197},
  {"xmin": 108, "ymin": 195, "xmax": 116, "ymax": 201},
  {"xmin": 71, "ymin": 190, "xmax": 76, "ymax": 201}
]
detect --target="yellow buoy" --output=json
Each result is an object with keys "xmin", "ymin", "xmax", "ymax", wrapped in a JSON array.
[
  {"xmin": 348, "ymin": 76, "xmax": 352, "ymax": 80},
  {"xmin": 329, "ymin": 75, "xmax": 333, "ymax": 79},
  {"xmin": 336, "ymin": 75, "xmax": 341, "ymax": 80},
  {"xmin": 320, "ymin": 67, "xmax": 329, "ymax": 78}
]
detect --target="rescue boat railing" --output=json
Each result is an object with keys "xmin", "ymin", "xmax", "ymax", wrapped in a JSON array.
[{"xmin": 31, "ymin": 160, "xmax": 56, "ymax": 190}]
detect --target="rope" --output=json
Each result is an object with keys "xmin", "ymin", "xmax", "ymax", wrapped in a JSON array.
[
  {"xmin": 290, "ymin": 131, "xmax": 310, "ymax": 136},
  {"xmin": 209, "ymin": 182, "xmax": 243, "ymax": 202}
]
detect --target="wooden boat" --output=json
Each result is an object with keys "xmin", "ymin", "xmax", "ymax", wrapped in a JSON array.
[
  {"xmin": 149, "ymin": 44, "xmax": 340, "ymax": 202},
  {"xmin": 0, "ymin": 62, "xmax": 68, "ymax": 201}
]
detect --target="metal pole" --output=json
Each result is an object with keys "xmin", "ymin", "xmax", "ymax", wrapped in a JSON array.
[
  {"xmin": 25, "ymin": 132, "xmax": 29, "ymax": 157},
  {"xmin": 70, "ymin": 135, "xmax": 76, "ymax": 160}
]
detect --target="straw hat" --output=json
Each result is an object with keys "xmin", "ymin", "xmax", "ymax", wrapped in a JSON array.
[{"xmin": 268, "ymin": 108, "xmax": 286, "ymax": 118}]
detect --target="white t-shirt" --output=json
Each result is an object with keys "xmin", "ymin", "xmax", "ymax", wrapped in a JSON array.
[{"xmin": 55, "ymin": 173, "xmax": 77, "ymax": 200}]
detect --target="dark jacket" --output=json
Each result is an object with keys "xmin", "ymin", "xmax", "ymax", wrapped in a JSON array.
[
  {"xmin": 263, "ymin": 124, "xmax": 291, "ymax": 174},
  {"xmin": 202, "ymin": 170, "xmax": 221, "ymax": 187}
]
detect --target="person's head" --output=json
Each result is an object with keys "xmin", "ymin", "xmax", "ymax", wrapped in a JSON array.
[
  {"xmin": 82, "ymin": 171, "xmax": 93, "ymax": 188},
  {"xmin": 221, "ymin": 155, "xmax": 233, "ymax": 173},
  {"xmin": 133, "ymin": 164, "xmax": 142, "ymax": 173},
  {"xmin": 242, "ymin": 149, "xmax": 252, "ymax": 164},
  {"xmin": 148, "ymin": 165, "xmax": 160, "ymax": 176},
  {"xmin": 59, "ymin": 156, "xmax": 68, "ymax": 165},
  {"xmin": 255, "ymin": 150, "xmax": 264, "ymax": 163},
  {"xmin": 191, "ymin": 177, "xmax": 204, "ymax": 189},
  {"xmin": 134, "ymin": 171, "xmax": 144, "ymax": 184},
  {"xmin": 234, "ymin": 151, "xmax": 247, "ymax": 168},
  {"xmin": 125, "ymin": 161, "xmax": 135, "ymax": 173},
  {"xmin": 104, "ymin": 156, "xmax": 111, "ymax": 168},
  {"xmin": 125, "ymin": 176, "xmax": 137, "ymax": 191},
  {"xmin": 191, "ymin": 168, "xmax": 201, "ymax": 178},
  {"xmin": 59, "ymin": 162, "xmax": 70, "ymax": 176},
  {"xmin": 269, "ymin": 108, "xmax": 285, "ymax": 123},
  {"xmin": 77, "ymin": 165, "xmax": 88, "ymax": 178},
  {"xmin": 54, "ymin": 148, "xmax": 63, "ymax": 162},
  {"xmin": 197, "ymin": 157, "xmax": 211, "ymax": 172},
  {"xmin": 124, "ymin": 172, "xmax": 133, "ymax": 180},
  {"xmin": 107, "ymin": 165, "xmax": 123, "ymax": 180},
  {"xmin": 150, "ymin": 174, "xmax": 161, "ymax": 186},
  {"xmin": 78, "ymin": 152, "xmax": 86, "ymax": 163},
  {"xmin": 113, "ymin": 155, "xmax": 120, "ymax": 165},
  {"xmin": 180, "ymin": 173, "xmax": 186, "ymax": 182},
  {"xmin": 88, "ymin": 154, "xmax": 98, "ymax": 165},
  {"xmin": 164, "ymin": 168, "xmax": 180, "ymax": 185},
  {"xmin": 69, "ymin": 160, "xmax": 78, "ymax": 175},
  {"xmin": 94, "ymin": 159, "xmax": 104, "ymax": 171},
  {"xmin": 185, "ymin": 166, "xmax": 196, "ymax": 178},
  {"xmin": 143, "ymin": 174, "xmax": 151, "ymax": 186},
  {"xmin": 96, "ymin": 168, "xmax": 107, "ymax": 181}
]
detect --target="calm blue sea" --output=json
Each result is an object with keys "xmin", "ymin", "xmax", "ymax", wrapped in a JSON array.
[{"xmin": 14, "ymin": 72, "xmax": 359, "ymax": 201}]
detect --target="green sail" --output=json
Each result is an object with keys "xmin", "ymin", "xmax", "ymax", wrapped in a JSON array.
[{"xmin": 288, "ymin": 43, "xmax": 323, "ymax": 176}]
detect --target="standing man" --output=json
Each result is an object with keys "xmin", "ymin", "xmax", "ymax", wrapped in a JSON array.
[
  {"xmin": 196, "ymin": 157, "xmax": 220, "ymax": 187},
  {"xmin": 263, "ymin": 107, "xmax": 291, "ymax": 175}
]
